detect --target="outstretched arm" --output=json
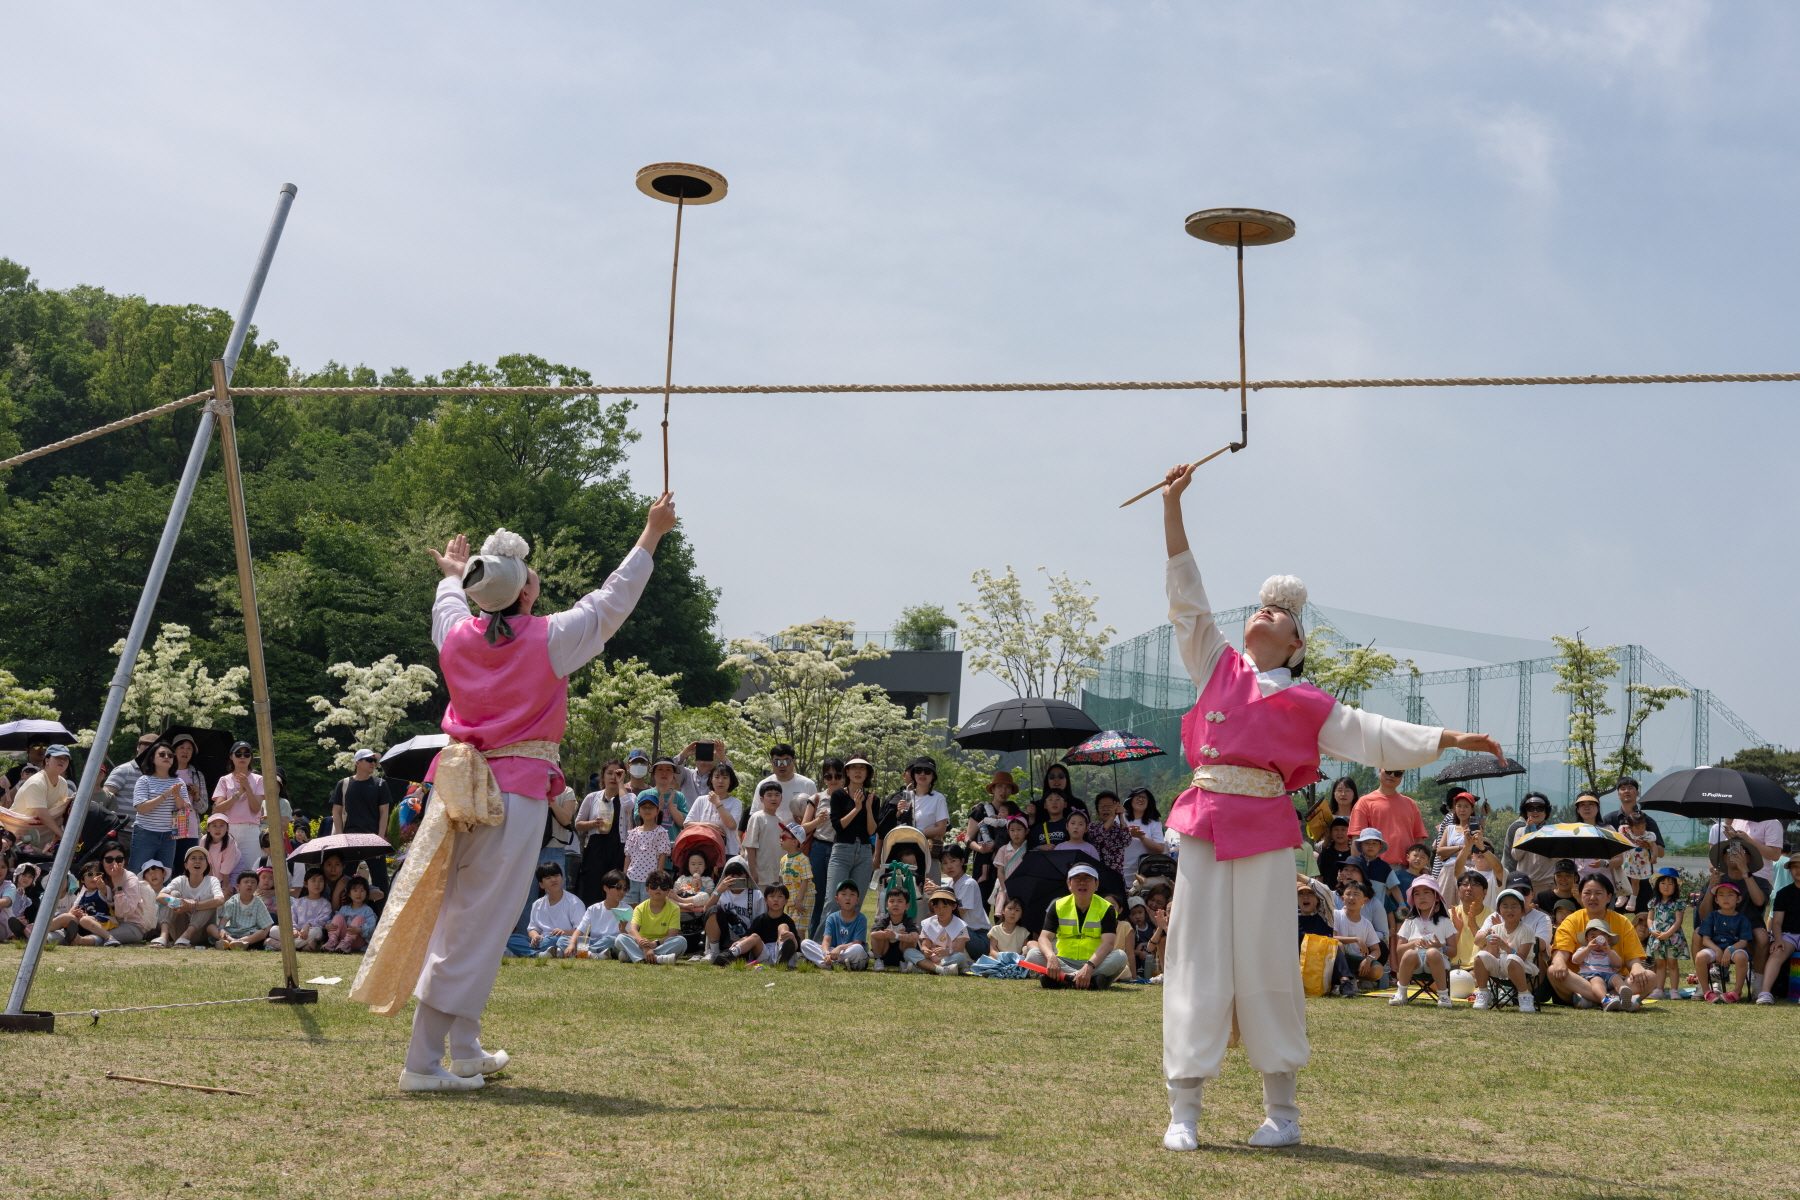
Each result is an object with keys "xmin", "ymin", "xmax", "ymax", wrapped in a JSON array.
[
  {"xmin": 1161, "ymin": 464, "xmax": 1230, "ymax": 688},
  {"xmin": 546, "ymin": 494, "xmax": 678, "ymax": 677}
]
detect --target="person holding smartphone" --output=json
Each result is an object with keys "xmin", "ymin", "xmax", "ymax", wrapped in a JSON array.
[{"xmin": 1431, "ymin": 791, "xmax": 1480, "ymax": 877}]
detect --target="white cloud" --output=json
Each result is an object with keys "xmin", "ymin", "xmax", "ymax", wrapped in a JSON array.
[
  {"xmin": 1467, "ymin": 104, "xmax": 1560, "ymax": 196},
  {"xmin": 1492, "ymin": 0, "xmax": 1711, "ymax": 80}
]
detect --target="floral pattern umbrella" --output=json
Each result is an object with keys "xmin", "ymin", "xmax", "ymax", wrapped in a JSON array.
[
  {"xmin": 1062, "ymin": 730, "xmax": 1167, "ymax": 765},
  {"xmin": 1511, "ymin": 823, "xmax": 1635, "ymax": 861}
]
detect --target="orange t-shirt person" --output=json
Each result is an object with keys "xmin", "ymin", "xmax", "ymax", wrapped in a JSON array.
[{"xmin": 1348, "ymin": 773, "xmax": 1427, "ymax": 867}]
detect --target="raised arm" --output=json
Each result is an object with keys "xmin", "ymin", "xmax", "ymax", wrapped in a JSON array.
[
  {"xmin": 545, "ymin": 494, "xmax": 676, "ymax": 677},
  {"xmin": 1162, "ymin": 465, "xmax": 1230, "ymax": 689}
]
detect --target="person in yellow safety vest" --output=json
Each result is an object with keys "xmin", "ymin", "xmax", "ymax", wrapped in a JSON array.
[{"xmin": 1025, "ymin": 861, "xmax": 1130, "ymax": 988}]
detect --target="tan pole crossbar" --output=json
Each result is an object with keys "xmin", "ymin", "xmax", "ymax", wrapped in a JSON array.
[{"xmin": 210, "ymin": 360, "xmax": 301, "ymax": 991}]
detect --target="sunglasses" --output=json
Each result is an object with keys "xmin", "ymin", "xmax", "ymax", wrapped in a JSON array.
[
  {"xmin": 233, "ymin": 750, "xmax": 253, "ymax": 758},
  {"xmin": 103, "ymin": 856, "xmax": 125, "ymax": 864}
]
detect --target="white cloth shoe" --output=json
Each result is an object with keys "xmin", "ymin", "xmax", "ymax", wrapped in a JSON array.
[
  {"xmin": 449, "ymin": 1050, "xmax": 510, "ymax": 1078},
  {"xmin": 1388, "ymin": 990, "xmax": 1410, "ymax": 1005},
  {"xmin": 1162, "ymin": 1121, "xmax": 1198, "ymax": 1152},
  {"xmin": 1471, "ymin": 989, "xmax": 1492, "ymax": 1010},
  {"xmin": 1436, "ymin": 995, "xmax": 1453, "ymax": 1008},
  {"xmin": 1247, "ymin": 1118, "xmax": 1301, "ymax": 1148},
  {"xmin": 1518, "ymin": 993, "xmax": 1536, "ymax": 1013},
  {"xmin": 399, "ymin": 1068, "xmax": 485, "ymax": 1092}
]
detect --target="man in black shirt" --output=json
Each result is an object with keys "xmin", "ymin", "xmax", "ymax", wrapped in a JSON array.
[{"xmin": 331, "ymin": 749, "xmax": 394, "ymax": 897}]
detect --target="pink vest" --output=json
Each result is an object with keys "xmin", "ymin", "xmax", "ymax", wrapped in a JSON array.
[
  {"xmin": 434, "ymin": 614, "xmax": 566, "ymax": 801},
  {"xmin": 1167, "ymin": 645, "xmax": 1335, "ymax": 861}
]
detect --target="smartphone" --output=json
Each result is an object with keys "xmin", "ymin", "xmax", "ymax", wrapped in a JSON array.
[{"xmin": 696, "ymin": 741, "xmax": 715, "ymax": 763}]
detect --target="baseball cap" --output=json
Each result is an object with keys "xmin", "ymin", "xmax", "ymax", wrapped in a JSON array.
[
  {"xmin": 1504, "ymin": 871, "xmax": 1534, "ymax": 893},
  {"xmin": 1066, "ymin": 861, "xmax": 1100, "ymax": 880},
  {"xmin": 626, "ymin": 748, "xmax": 650, "ymax": 762},
  {"xmin": 353, "ymin": 748, "xmax": 378, "ymax": 763},
  {"xmin": 1553, "ymin": 858, "xmax": 1579, "ymax": 875},
  {"xmin": 780, "ymin": 822, "xmax": 805, "ymax": 842},
  {"xmin": 43, "ymin": 744, "xmax": 70, "ymax": 759}
]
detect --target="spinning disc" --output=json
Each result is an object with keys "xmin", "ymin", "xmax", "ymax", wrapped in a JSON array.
[
  {"xmin": 635, "ymin": 162, "xmax": 728, "ymax": 204},
  {"xmin": 1184, "ymin": 207, "xmax": 1295, "ymax": 246}
]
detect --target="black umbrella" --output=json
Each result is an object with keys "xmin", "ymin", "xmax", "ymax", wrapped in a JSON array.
[
  {"xmin": 1433, "ymin": 754, "xmax": 1526, "ymax": 786},
  {"xmin": 0, "ymin": 719, "xmax": 75, "ymax": 753},
  {"xmin": 998, "ymin": 848, "xmax": 1127, "ymax": 937},
  {"xmin": 380, "ymin": 733, "xmax": 451, "ymax": 784},
  {"xmin": 954, "ymin": 698, "xmax": 1100, "ymax": 753},
  {"xmin": 1639, "ymin": 767, "xmax": 1800, "ymax": 824}
]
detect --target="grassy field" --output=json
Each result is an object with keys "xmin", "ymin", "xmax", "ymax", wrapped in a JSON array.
[{"xmin": 1, "ymin": 944, "xmax": 1796, "ymax": 1200}]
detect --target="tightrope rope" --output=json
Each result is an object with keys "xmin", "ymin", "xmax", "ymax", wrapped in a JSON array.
[
  {"xmin": 1, "ymin": 371, "xmax": 1794, "ymax": 474},
  {"xmin": 56, "ymin": 995, "xmax": 278, "ymax": 1022}
]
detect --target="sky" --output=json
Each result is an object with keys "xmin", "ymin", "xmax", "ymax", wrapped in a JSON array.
[{"xmin": 3, "ymin": 2, "xmax": 1797, "ymax": 745}]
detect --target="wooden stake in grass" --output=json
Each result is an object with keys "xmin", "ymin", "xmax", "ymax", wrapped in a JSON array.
[{"xmin": 105, "ymin": 1072, "xmax": 255, "ymax": 1098}]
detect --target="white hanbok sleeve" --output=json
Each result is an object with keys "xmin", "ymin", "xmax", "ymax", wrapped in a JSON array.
[
  {"xmin": 1318, "ymin": 704, "xmax": 1444, "ymax": 772},
  {"xmin": 1166, "ymin": 551, "xmax": 1230, "ymax": 689},
  {"xmin": 545, "ymin": 547, "xmax": 655, "ymax": 678},
  {"xmin": 430, "ymin": 577, "xmax": 474, "ymax": 650}
]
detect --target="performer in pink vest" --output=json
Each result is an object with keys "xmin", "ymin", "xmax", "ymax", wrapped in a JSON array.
[
  {"xmin": 1154, "ymin": 463, "xmax": 1503, "ymax": 1150},
  {"xmin": 384, "ymin": 493, "xmax": 676, "ymax": 1092}
]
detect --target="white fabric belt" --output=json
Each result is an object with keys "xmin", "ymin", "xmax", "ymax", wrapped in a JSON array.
[{"xmin": 1191, "ymin": 764, "xmax": 1287, "ymax": 798}]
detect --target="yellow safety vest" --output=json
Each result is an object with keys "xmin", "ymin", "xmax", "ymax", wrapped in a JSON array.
[{"xmin": 1053, "ymin": 893, "xmax": 1112, "ymax": 961}]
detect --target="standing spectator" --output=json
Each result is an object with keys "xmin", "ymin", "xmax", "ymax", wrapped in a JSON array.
[
  {"xmin": 800, "ymin": 757, "xmax": 843, "ymax": 941},
  {"xmin": 211, "ymin": 742, "xmax": 266, "ymax": 879},
  {"xmin": 1349, "ymin": 769, "xmax": 1428, "ymax": 868},
  {"xmin": 939, "ymin": 843, "xmax": 990, "ymax": 957},
  {"xmin": 1120, "ymin": 788, "xmax": 1166, "ymax": 879},
  {"xmin": 168, "ymin": 733, "xmax": 208, "ymax": 863},
  {"xmin": 823, "ymin": 756, "xmax": 880, "ymax": 909},
  {"xmin": 622, "ymin": 795, "xmax": 670, "ymax": 905},
  {"xmin": 8, "ymin": 743, "xmax": 73, "ymax": 851},
  {"xmin": 127, "ymin": 743, "xmax": 186, "ymax": 875},
  {"xmin": 331, "ymin": 750, "xmax": 395, "ymax": 896},
  {"xmin": 801, "ymin": 880, "xmax": 870, "ymax": 970},
  {"xmin": 100, "ymin": 731, "xmax": 159, "ymax": 856},
  {"xmin": 98, "ymin": 845, "xmax": 154, "ymax": 945},
  {"xmin": 681, "ymin": 764, "xmax": 742, "ymax": 850},
  {"xmin": 742, "ymin": 781, "xmax": 787, "ymax": 889},
  {"xmin": 1431, "ymin": 792, "xmax": 1480, "ymax": 877},
  {"xmin": 1615, "ymin": 811, "xmax": 1660, "ymax": 912},
  {"xmin": 216, "ymin": 871, "xmax": 275, "ymax": 950},
  {"xmin": 884, "ymin": 758, "xmax": 949, "ymax": 879},
  {"xmin": 776, "ymin": 824, "xmax": 812, "ymax": 934},
  {"xmin": 1089, "ymin": 791, "xmax": 1132, "ymax": 877},
  {"xmin": 1040, "ymin": 763, "xmax": 1084, "ymax": 813},
  {"xmin": 575, "ymin": 761, "xmax": 629, "ymax": 904},
  {"xmin": 1501, "ymin": 794, "xmax": 1556, "ymax": 893},
  {"xmin": 646, "ymin": 757, "xmax": 691, "ymax": 841},
  {"xmin": 155, "ymin": 846, "xmax": 225, "ymax": 946},
  {"xmin": 963, "ymin": 771, "xmax": 1017, "ymax": 906},
  {"xmin": 755, "ymin": 743, "xmax": 816, "ymax": 827},
  {"xmin": 1602, "ymin": 778, "xmax": 1666, "ymax": 910},
  {"xmin": 988, "ymin": 816, "xmax": 1030, "ymax": 919},
  {"xmin": 1643, "ymin": 868, "xmax": 1690, "ymax": 1000},
  {"xmin": 1568, "ymin": 793, "xmax": 1622, "ymax": 884},
  {"xmin": 1547, "ymin": 874, "xmax": 1656, "ymax": 1009},
  {"xmin": 1757, "ymin": 847, "xmax": 1800, "ymax": 1005}
]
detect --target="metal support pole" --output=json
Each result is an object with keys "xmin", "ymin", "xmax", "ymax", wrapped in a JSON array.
[
  {"xmin": 1, "ymin": 183, "xmax": 299, "ymax": 1027},
  {"xmin": 211, "ymin": 361, "xmax": 309, "ymax": 1001},
  {"xmin": 659, "ymin": 194, "xmax": 686, "ymax": 495}
]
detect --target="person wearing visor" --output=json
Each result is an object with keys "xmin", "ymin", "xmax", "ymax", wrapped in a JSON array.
[
  {"xmin": 1154, "ymin": 462, "xmax": 1505, "ymax": 1151},
  {"xmin": 1025, "ymin": 861, "xmax": 1129, "ymax": 989},
  {"xmin": 350, "ymin": 494, "xmax": 676, "ymax": 1093}
]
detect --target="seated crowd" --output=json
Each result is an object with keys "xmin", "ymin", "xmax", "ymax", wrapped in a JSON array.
[{"xmin": 1304, "ymin": 777, "xmax": 1800, "ymax": 1010}]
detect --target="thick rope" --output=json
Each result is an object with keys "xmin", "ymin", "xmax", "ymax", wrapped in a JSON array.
[
  {"xmin": 227, "ymin": 371, "xmax": 1800, "ymax": 396},
  {"xmin": 2, "ymin": 372, "xmax": 1794, "ymax": 474},
  {"xmin": 0, "ymin": 388, "xmax": 214, "ymax": 472}
]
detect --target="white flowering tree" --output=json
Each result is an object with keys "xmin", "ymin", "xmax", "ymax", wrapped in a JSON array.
[
  {"xmin": 309, "ymin": 655, "xmax": 439, "ymax": 771},
  {"xmin": 724, "ymin": 620, "xmax": 889, "ymax": 776},
  {"xmin": 562, "ymin": 657, "xmax": 685, "ymax": 784},
  {"xmin": 113, "ymin": 623, "xmax": 250, "ymax": 736},
  {"xmin": 958, "ymin": 566, "xmax": 1114, "ymax": 702}
]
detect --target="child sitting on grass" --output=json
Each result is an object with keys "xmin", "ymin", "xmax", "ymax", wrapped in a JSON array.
[
  {"xmin": 986, "ymin": 896, "xmax": 1031, "ymax": 957},
  {"xmin": 1569, "ymin": 919, "xmax": 1629, "ymax": 1010},
  {"xmin": 704, "ymin": 857, "xmax": 765, "ymax": 959},
  {"xmin": 216, "ymin": 871, "xmax": 274, "ymax": 950},
  {"xmin": 939, "ymin": 844, "xmax": 989, "ymax": 958},
  {"xmin": 869, "ymin": 887, "xmax": 923, "ymax": 972},
  {"xmin": 326, "ymin": 877, "xmax": 377, "ymax": 953},
  {"xmin": 619, "ymin": 870, "xmax": 687, "ymax": 963},
  {"xmin": 801, "ymin": 881, "xmax": 870, "ymax": 970},
  {"xmin": 917, "ymin": 887, "xmax": 972, "ymax": 975},
  {"xmin": 1333, "ymin": 880, "xmax": 1384, "ymax": 996},
  {"xmin": 291, "ymin": 868, "xmax": 333, "ymax": 951},
  {"xmin": 717, "ymin": 883, "xmax": 801, "ymax": 968},
  {"xmin": 573, "ymin": 870, "xmax": 630, "ymax": 959}
]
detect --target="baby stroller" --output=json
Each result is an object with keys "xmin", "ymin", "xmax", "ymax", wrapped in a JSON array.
[
  {"xmin": 672, "ymin": 824, "xmax": 727, "ymax": 881},
  {"xmin": 875, "ymin": 826, "xmax": 931, "ymax": 918}
]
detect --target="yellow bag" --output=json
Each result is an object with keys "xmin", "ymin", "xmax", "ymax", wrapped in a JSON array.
[
  {"xmin": 1299, "ymin": 933, "xmax": 1338, "ymax": 998},
  {"xmin": 1302, "ymin": 798, "xmax": 1335, "ymax": 844}
]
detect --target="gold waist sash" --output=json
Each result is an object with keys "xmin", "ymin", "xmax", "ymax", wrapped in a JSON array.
[
  {"xmin": 350, "ymin": 738, "xmax": 560, "ymax": 1015},
  {"xmin": 1191, "ymin": 764, "xmax": 1287, "ymax": 798}
]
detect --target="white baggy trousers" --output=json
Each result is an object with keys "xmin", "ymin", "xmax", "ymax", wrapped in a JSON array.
[
  {"xmin": 414, "ymin": 792, "xmax": 547, "ymax": 1020},
  {"xmin": 1163, "ymin": 839, "xmax": 1308, "ymax": 1082}
]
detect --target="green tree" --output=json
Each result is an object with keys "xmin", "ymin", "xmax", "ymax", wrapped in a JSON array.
[
  {"xmin": 1552, "ymin": 633, "xmax": 1686, "ymax": 797},
  {"xmin": 725, "ymin": 621, "xmax": 889, "ymax": 777},
  {"xmin": 892, "ymin": 603, "xmax": 957, "ymax": 652},
  {"xmin": 1714, "ymin": 747, "xmax": 1800, "ymax": 795},
  {"xmin": 562, "ymin": 657, "xmax": 685, "ymax": 785}
]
